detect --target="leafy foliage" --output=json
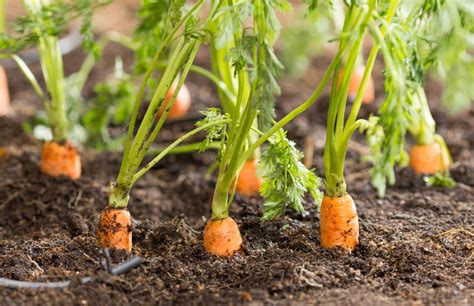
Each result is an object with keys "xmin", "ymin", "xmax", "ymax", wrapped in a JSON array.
[
  {"xmin": 361, "ymin": 8, "xmax": 425, "ymax": 197},
  {"xmin": 253, "ymin": 0, "xmax": 287, "ymax": 132},
  {"xmin": 0, "ymin": 0, "xmax": 110, "ymax": 55},
  {"xmin": 424, "ymin": 171, "xmax": 456, "ymax": 188},
  {"xmin": 280, "ymin": 4, "xmax": 332, "ymax": 77},
  {"xmin": 213, "ymin": 1, "xmax": 253, "ymax": 49},
  {"xmin": 258, "ymin": 131, "xmax": 323, "ymax": 221},
  {"xmin": 133, "ymin": 0, "xmax": 180, "ymax": 74},
  {"xmin": 413, "ymin": 0, "xmax": 474, "ymax": 113},
  {"xmin": 362, "ymin": 0, "xmax": 466, "ymax": 196},
  {"xmin": 82, "ymin": 60, "xmax": 135, "ymax": 149},
  {"xmin": 219, "ymin": 0, "xmax": 287, "ymax": 132},
  {"xmin": 22, "ymin": 58, "xmax": 135, "ymax": 149},
  {"xmin": 195, "ymin": 108, "xmax": 229, "ymax": 156}
]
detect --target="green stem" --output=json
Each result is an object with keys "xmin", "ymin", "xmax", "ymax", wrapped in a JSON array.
[
  {"xmin": 148, "ymin": 141, "xmax": 221, "ymax": 156},
  {"xmin": 412, "ymin": 86, "xmax": 436, "ymax": 145},
  {"xmin": 155, "ymin": 60, "xmax": 236, "ymax": 103},
  {"xmin": 324, "ymin": 6, "xmax": 369, "ymax": 197},
  {"xmin": 4, "ymin": 54, "xmax": 48, "ymax": 104},
  {"xmin": 119, "ymin": 38, "xmax": 191, "ymax": 183},
  {"xmin": 110, "ymin": 0, "xmax": 220, "ymax": 209},
  {"xmin": 324, "ymin": 0, "xmax": 399, "ymax": 197},
  {"xmin": 134, "ymin": 42, "xmax": 201, "ymax": 170},
  {"xmin": 132, "ymin": 119, "xmax": 230, "ymax": 185},
  {"xmin": 118, "ymin": 0, "xmax": 205, "ymax": 178},
  {"xmin": 211, "ymin": 70, "xmax": 255, "ymax": 220},
  {"xmin": 241, "ymin": 53, "xmax": 341, "ymax": 163},
  {"xmin": 210, "ymin": 41, "xmax": 237, "ymax": 115}
]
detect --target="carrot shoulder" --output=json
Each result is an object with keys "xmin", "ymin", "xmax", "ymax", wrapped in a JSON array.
[
  {"xmin": 320, "ymin": 194, "xmax": 359, "ymax": 252},
  {"xmin": 97, "ymin": 208, "xmax": 132, "ymax": 252},
  {"xmin": 40, "ymin": 141, "xmax": 81, "ymax": 180},
  {"xmin": 157, "ymin": 83, "xmax": 192, "ymax": 120},
  {"xmin": 409, "ymin": 142, "xmax": 450, "ymax": 174},
  {"xmin": 233, "ymin": 159, "xmax": 262, "ymax": 197},
  {"xmin": 0, "ymin": 65, "xmax": 10, "ymax": 116},
  {"xmin": 203, "ymin": 217, "xmax": 242, "ymax": 256}
]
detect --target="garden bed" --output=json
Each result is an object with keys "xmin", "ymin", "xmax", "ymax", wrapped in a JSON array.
[{"xmin": 0, "ymin": 40, "xmax": 473, "ymax": 305}]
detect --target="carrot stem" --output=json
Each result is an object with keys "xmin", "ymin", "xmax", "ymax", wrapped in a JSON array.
[
  {"xmin": 148, "ymin": 141, "xmax": 221, "ymax": 156},
  {"xmin": 109, "ymin": 0, "xmax": 221, "ymax": 209},
  {"xmin": 118, "ymin": 0, "xmax": 206, "ymax": 179},
  {"xmin": 131, "ymin": 119, "xmax": 230, "ymax": 185},
  {"xmin": 323, "ymin": 0, "xmax": 400, "ymax": 197},
  {"xmin": 23, "ymin": 0, "xmax": 68, "ymax": 142}
]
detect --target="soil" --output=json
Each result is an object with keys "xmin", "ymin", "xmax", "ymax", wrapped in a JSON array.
[{"xmin": 1, "ymin": 3, "xmax": 473, "ymax": 306}]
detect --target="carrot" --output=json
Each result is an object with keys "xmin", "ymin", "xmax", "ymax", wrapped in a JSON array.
[
  {"xmin": 340, "ymin": 66, "xmax": 375, "ymax": 104},
  {"xmin": 0, "ymin": 65, "xmax": 10, "ymax": 116},
  {"xmin": 320, "ymin": 194, "xmax": 359, "ymax": 252},
  {"xmin": 203, "ymin": 217, "xmax": 243, "ymax": 256},
  {"xmin": 40, "ymin": 141, "xmax": 81, "ymax": 180},
  {"xmin": 409, "ymin": 142, "xmax": 450, "ymax": 174},
  {"xmin": 232, "ymin": 159, "xmax": 262, "ymax": 197},
  {"xmin": 157, "ymin": 83, "xmax": 191, "ymax": 120},
  {"xmin": 96, "ymin": 208, "xmax": 132, "ymax": 252}
]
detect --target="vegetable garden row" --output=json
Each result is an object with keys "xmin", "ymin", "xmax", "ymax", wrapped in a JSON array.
[{"xmin": 0, "ymin": 0, "xmax": 472, "ymax": 304}]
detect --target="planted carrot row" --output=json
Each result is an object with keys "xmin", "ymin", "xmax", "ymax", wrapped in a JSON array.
[{"xmin": 0, "ymin": 0, "xmax": 469, "ymax": 259}]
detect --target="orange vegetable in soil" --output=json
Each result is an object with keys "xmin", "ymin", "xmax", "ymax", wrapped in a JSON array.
[
  {"xmin": 0, "ymin": 65, "xmax": 10, "ymax": 116},
  {"xmin": 232, "ymin": 159, "xmax": 262, "ymax": 196},
  {"xmin": 409, "ymin": 142, "xmax": 450, "ymax": 174},
  {"xmin": 203, "ymin": 217, "xmax": 243, "ymax": 256},
  {"xmin": 320, "ymin": 194, "xmax": 359, "ymax": 252},
  {"xmin": 97, "ymin": 208, "xmax": 132, "ymax": 252},
  {"xmin": 40, "ymin": 141, "xmax": 81, "ymax": 180},
  {"xmin": 339, "ymin": 66, "xmax": 375, "ymax": 104},
  {"xmin": 157, "ymin": 83, "xmax": 191, "ymax": 120}
]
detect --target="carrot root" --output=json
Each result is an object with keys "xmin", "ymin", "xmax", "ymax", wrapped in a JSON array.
[
  {"xmin": 320, "ymin": 194, "xmax": 359, "ymax": 252},
  {"xmin": 409, "ymin": 142, "xmax": 450, "ymax": 174},
  {"xmin": 0, "ymin": 65, "xmax": 10, "ymax": 117},
  {"xmin": 96, "ymin": 208, "xmax": 132, "ymax": 252},
  {"xmin": 40, "ymin": 141, "xmax": 81, "ymax": 180},
  {"xmin": 158, "ymin": 83, "xmax": 191, "ymax": 120},
  {"xmin": 232, "ymin": 159, "xmax": 262, "ymax": 197},
  {"xmin": 203, "ymin": 217, "xmax": 243, "ymax": 256}
]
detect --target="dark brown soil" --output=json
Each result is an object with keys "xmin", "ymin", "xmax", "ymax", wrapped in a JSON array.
[{"xmin": 1, "ymin": 8, "xmax": 473, "ymax": 305}]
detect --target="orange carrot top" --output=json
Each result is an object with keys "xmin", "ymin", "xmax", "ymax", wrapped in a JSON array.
[
  {"xmin": 232, "ymin": 159, "xmax": 262, "ymax": 197},
  {"xmin": 407, "ymin": 88, "xmax": 452, "ymax": 175},
  {"xmin": 320, "ymin": 194, "xmax": 359, "ymax": 252},
  {"xmin": 203, "ymin": 217, "xmax": 242, "ymax": 256},
  {"xmin": 40, "ymin": 141, "xmax": 81, "ymax": 180},
  {"xmin": 97, "ymin": 208, "xmax": 132, "ymax": 252},
  {"xmin": 409, "ymin": 136, "xmax": 451, "ymax": 174},
  {"xmin": 157, "ymin": 82, "xmax": 192, "ymax": 120}
]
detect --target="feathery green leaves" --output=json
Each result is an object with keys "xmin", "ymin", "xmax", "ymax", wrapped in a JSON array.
[
  {"xmin": 424, "ymin": 171, "xmax": 456, "ymax": 188},
  {"xmin": 0, "ymin": 0, "xmax": 110, "ymax": 54},
  {"xmin": 258, "ymin": 131, "xmax": 323, "ymax": 221},
  {"xmin": 196, "ymin": 108, "xmax": 229, "ymax": 156}
]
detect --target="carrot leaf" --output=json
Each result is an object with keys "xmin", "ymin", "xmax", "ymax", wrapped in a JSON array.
[
  {"xmin": 196, "ymin": 108, "xmax": 229, "ymax": 156},
  {"xmin": 0, "ymin": 0, "xmax": 110, "ymax": 54},
  {"xmin": 258, "ymin": 131, "xmax": 323, "ymax": 221},
  {"xmin": 424, "ymin": 172, "xmax": 456, "ymax": 188}
]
